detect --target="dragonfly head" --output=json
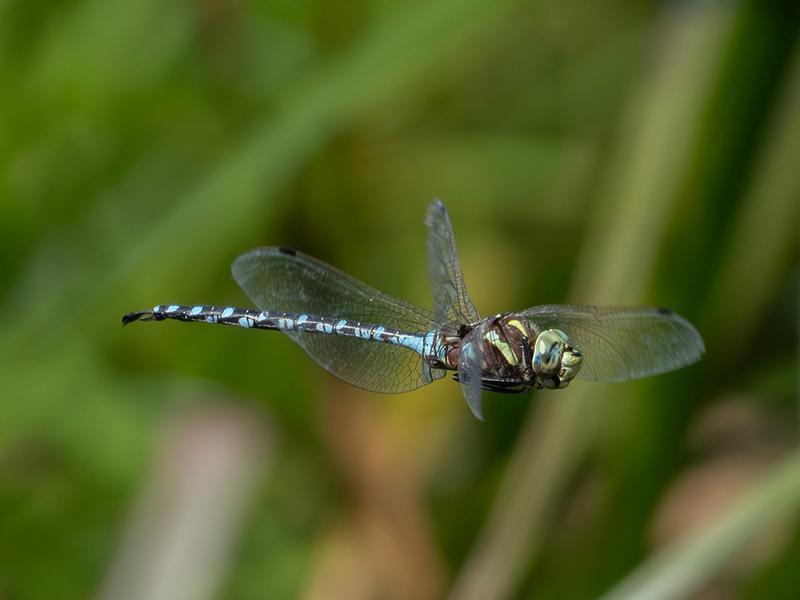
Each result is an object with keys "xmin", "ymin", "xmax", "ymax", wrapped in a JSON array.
[{"xmin": 532, "ymin": 329, "xmax": 583, "ymax": 389}]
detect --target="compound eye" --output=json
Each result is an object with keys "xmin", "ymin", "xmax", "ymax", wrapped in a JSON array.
[
  {"xmin": 532, "ymin": 329, "xmax": 583, "ymax": 389},
  {"xmin": 532, "ymin": 330, "xmax": 567, "ymax": 376}
]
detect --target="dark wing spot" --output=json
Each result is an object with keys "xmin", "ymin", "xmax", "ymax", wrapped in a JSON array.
[
  {"xmin": 656, "ymin": 307, "xmax": 673, "ymax": 316},
  {"xmin": 278, "ymin": 247, "xmax": 297, "ymax": 256}
]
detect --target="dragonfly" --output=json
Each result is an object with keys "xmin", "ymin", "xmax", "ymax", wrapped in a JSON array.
[{"xmin": 123, "ymin": 200, "xmax": 704, "ymax": 420}]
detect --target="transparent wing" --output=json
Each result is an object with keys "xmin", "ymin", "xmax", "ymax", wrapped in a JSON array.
[
  {"xmin": 232, "ymin": 247, "xmax": 445, "ymax": 393},
  {"xmin": 457, "ymin": 325, "xmax": 487, "ymax": 421},
  {"xmin": 425, "ymin": 199, "xmax": 480, "ymax": 326},
  {"xmin": 521, "ymin": 305, "xmax": 705, "ymax": 382}
]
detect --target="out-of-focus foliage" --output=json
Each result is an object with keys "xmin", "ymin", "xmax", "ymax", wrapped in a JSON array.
[{"xmin": 0, "ymin": 0, "xmax": 797, "ymax": 598}]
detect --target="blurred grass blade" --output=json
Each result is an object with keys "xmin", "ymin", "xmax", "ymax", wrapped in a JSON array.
[
  {"xmin": 702, "ymin": 43, "xmax": 800, "ymax": 362},
  {"xmin": 449, "ymin": 4, "xmax": 735, "ymax": 599},
  {"xmin": 99, "ymin": 406, "xmax": 271, "ymax": 600},
  {"xmin": 600, "ymin": 450, "xmax": 800, "ymax": 600}
]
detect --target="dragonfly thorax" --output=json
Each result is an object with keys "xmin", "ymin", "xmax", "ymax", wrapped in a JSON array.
[{"xmin": 448, "ymin": 315, "xmax": 583, "ymax": 392}]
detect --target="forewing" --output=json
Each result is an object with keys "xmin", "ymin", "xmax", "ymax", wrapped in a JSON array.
[
  {"xmin": 521, "ymin": 305, "xmax": 704, "ymax": 382},
  {"xmin": 232, "ymin": 247, "xmax": 445, "ymax": 393},
  {"xmin": 425, "ymin": 200, "xmax": 480, "ymax": 326}
]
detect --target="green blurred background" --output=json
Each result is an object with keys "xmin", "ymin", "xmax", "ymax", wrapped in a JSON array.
[{"xmin": 1, "ymin": 0, "xmax": 798, "ymax": 598}]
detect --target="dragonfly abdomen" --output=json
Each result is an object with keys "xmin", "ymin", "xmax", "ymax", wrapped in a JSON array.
[
  {"xmin": 122, "ymin": 304, "xmax": 268, "ymax": 328},
  {"xmin": 123, "ymin": 304, "xmax": 275, "ymax": 329},
  {"xmin": 122, "ymin": 305, "xmax": 440, "ymax": 358}
]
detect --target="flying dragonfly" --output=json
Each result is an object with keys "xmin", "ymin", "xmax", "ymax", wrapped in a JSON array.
[{"xmin": 123, "ymin": 200, "xmax": 704, "ymax": 420}]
